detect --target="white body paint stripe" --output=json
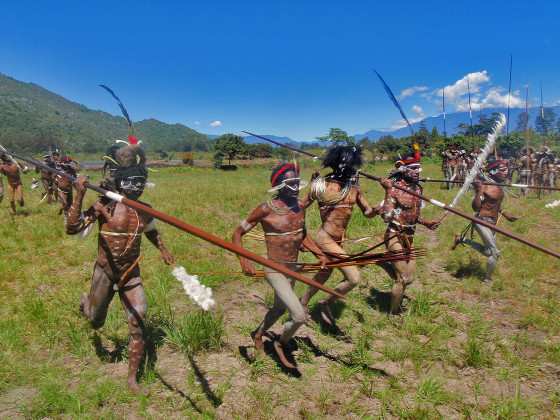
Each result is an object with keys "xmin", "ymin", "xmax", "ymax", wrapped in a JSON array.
[{"xmin": 511, "ymin": 184, "xmax": 528, "ymax": 188}]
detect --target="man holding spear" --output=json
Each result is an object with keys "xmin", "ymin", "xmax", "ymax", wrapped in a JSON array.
[
  {"xmin": 377, "ymin": 145, "xmax": 440, "ymax": 315},
  {"xmin": 66, "ymin": 144, "xmax": 174, "ymax": 395},
  {"xmin": 233, "ymin": 161, "xmax": 328, "ymax": 369},
  {"xmin": 0, "ymin": 151, "xmax": 29, "ymax": 214},
  {"xmin": 451, "ymin": 159, "xmax": 518, "ymax": 283}
]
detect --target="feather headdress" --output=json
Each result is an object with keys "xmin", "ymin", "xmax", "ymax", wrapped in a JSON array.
[
  {"xmin": 447, "ymin": 113, "xmax": 506, "ymax": 211},
  {"xmin": 99, "ymin": 85, "xmax": 140, "ymax": 145},
  {"xmin": 322, "ymin": 145, "xmax": 363, "ymax": 178},
  {"xmin": 113, "ymin": 145, "xmax": 148, "ymax": 188}
]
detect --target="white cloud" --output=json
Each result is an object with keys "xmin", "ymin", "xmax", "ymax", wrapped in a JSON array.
[
  {"xmin": 412, "ymin": 105, "xmax": 425, "ymax": 117},
  {"xmin": 389, "ymin": 116, "xmax": 425, "ymax": 131},
  {"xmin": 209, "ymin": 121, "xmax": 222, "ymax": 127},
  {"xmin": 398, "ymin": 86, "xmax": 428, "ymax": 100},
  {"xmin": 430, "ymin": 71, "xmax": 525, "ymax": 112},
  {"xmin": 194, "ymin": 121, "xmax": 201, "ymax": 126}
]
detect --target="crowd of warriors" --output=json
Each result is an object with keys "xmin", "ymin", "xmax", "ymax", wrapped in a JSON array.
[
  {"xmin": 2, "ymin": 139, "xmax": 556, "ymax": 388},
  {"xmin": 441, "ymin": 145, "xmax": 560, "ymax": 198}
]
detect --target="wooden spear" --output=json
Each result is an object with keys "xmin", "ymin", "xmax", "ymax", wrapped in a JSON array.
[
  {"xmin": 419, "ymin": 178, "xmax": 560, "ymax": 191},
  {"xmin": 2, "ymin": 149, "xmax": 346, "ymax": 299},
  {"xmin": 242, "ymin": 132, "xmax": 560, "ymax": 260}
]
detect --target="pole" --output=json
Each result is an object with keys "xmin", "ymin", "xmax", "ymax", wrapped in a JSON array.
[{"xmin": 2, "ymin": 149, "xmax": 346, "ymax": 299}]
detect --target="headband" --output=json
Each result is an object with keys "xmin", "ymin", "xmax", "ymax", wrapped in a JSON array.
[
  {"xmin": 270, "ymin": 163, "xmax": 300, "ymax": 187},
  {"xmin": 485, "ymin": 160, "xmax": 507, "ymax": 172}
]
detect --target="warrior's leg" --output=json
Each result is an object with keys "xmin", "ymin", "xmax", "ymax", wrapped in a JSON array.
[
  {"xmin": 473, "ymin": 223, "xmax": 501, "ymax": 282},
  {"xmin": 16, "ymin": 184, "xmax": 24, "ymax": 207},
  {"xmin": 80, "ymin": 264, "xmax": 115, "ymax": 329},
  {"xmin": 7, "ymin": 184, "xmax": 16, "ymax": 214},
  {"xmin": 119, "ymin": 275, "xmax": 149, "ymax": 395},
  {"xmin": 387, "ymin": 235, "xmax": 416, "ymax": 315},
  {"xmin": 41, "ymin": 178, "xmax": 52, "ymax": 204},
  {"xmin": 0, "ymin": 177, "xmax": 3, "ymax": 205}
]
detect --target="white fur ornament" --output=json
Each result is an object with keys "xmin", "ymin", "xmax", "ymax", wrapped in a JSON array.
[
  {"xmin": 545, "ymin": 199, "xmax": 560, "ymax": 209},
  {"xmin": 172, "ymin": 266, "xmax": 216, "ymax": 311}
]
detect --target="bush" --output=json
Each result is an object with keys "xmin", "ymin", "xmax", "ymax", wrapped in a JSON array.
[{"xmin": 181, "ymin": 152, "xmax": 194, "ymax": 166}]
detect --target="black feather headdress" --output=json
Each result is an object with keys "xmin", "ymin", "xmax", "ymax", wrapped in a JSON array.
[
  {"xmin": 322, "ymin": 145, "xmax": 363, "ymax": 178},
  {"xmin": 99, "ymin": 85, "xmax": 139, "ymax": 145}
]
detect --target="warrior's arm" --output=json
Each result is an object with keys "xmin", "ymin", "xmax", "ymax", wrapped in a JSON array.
[
  {"xmin": 356, "ymin": 187, "xmax": 379, "ymax": 218},
  {"xmin": 471, "ymin": 180, "xmax": 484, "ymax": 213},
  {"xmin": 299, "ymin": 169, "xmax": 320, "ymax": 209},
  {"xmin": 301, "ymin": 230, "xmax": 328, "ymax": 269},
  {"xmin": 65, "ymin": 175, "xmax": 100, "ymax": 234},
  {"xmin": 144, "ymin": 219, "xmax": 174, "ymax": 264},
  {"xmin": 232, "ymin": 204, "xmax": 269, "ymax": 276},
  {"xmin": 499, "ymin": 208, "xmax": 518, "ymax": 222},
  {"xmin": 379, "ymin": 178, "xmax": 396, "ymax": 222}
]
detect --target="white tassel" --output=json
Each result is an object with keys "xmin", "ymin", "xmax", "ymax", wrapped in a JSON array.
[
  {"xmin": 447, "ymin": 113, "xmax": 506, "ymax": 211},
  {"xmin": 172, "ymin": 266, "xmax": 216, "ymax": 311},
  {"xmin": 545, "ymin": 199, "xmax": 560, "ymax": 209}
]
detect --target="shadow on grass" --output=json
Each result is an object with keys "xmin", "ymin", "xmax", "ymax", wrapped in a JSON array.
[
  {"xmin": 188, "ymin": 355, "xmax": 222, "ymax": 407},
  {"xmin": 451, "ymin": 258, "xmax": 486, "ymax": 280},
  {"xmin": 365, "ymin": 288, "xmax": 409, "ymax": 315},
  {"xmin": 155, "ymin": 372, "xmax": 204, "ymax": 414},
  {"xmin": 308, "ymin": 301, "xmax": 354, "ymax": 342},
  {"xmin": 238, "ymin": 333, "xmax": 389, "ymax": 378}
]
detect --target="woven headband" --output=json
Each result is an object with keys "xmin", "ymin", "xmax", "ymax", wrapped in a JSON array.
[
  {"xmin": 485, "ymin": 160, "xmax": 507, "ymax": 172},
  {"xmin": 271, "ymin": 163, "xmax": 300, "ymax": 187}
]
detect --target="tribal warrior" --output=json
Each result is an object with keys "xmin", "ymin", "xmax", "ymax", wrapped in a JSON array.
[
  {"xmin": 299, "ymin": 146, "xmax": 380, "ymax": 325},
  {"xmin": 232, "ymin": 162, "xmax": 327, "ymax": 369},
  {"xmin": 66, "ymin": 145, "xmax": 173, "ymax": 395},
  {"xmin": 55, "ymin": 156, "xmax": 77, "ymax": 215},
  {"xmin": 0, "ymin": 152, "xmax": 29, "ymax": 214},
  {"xmin": 451, "ymin": 159, "xmax": 518, "ymax": 283},
  {"xmin": 378, "ymin": 146, "xmax": 440, "ymax": 314},
  {"xmin": 35, "ymin": 153, "xmax": 57, "ymax": 204}
]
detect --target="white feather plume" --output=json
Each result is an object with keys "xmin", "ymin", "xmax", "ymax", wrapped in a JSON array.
[
  {"xmin": 545, "ymin": 199, "xmax": 560, "ymax": 209},
  {"xmin": 447, "ymin": 113, "xmax": 506, "ymax": 211},
  {"xmin": 172, "ymin": 266, "xmax": 216, "ymax": 311}
]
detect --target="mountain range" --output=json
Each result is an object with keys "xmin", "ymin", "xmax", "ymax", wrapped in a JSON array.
[{"xmin": 1, "ymin": 72, "xmax": 556, "ymax": 152}]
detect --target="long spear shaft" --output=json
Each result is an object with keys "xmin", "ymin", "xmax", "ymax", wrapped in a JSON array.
[
  {"xmin": 10, "ymin": 143, "xmax": 42, "ymax": 163},
  {"xmin": 2, "ymin": 149, "xmax": 346, "ymax": 299},
  {"xmin": 419, "ymin": 178, "xmax": 560, "ymax": 191},
  {"xmin": 243, "ymin": 132, "xmax": 560, "ymax": 260}
]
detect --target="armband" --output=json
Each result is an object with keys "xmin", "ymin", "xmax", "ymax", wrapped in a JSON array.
[{"xmin": 240, "ymin": 219, "xmax": 254, "ymax": 233}]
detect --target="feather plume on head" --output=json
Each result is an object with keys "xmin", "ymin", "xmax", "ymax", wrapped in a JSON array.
[
  {"xmin": 113, "ymin": 145, "xmax": 148, "ymax": 191},
  {"xmin": 322, "ymin": 145, "xmax": 363, "ymax": 180}
]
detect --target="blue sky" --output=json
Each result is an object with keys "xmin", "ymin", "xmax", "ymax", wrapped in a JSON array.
[{"xmin": 1, "ymin": 1, "xmax": 559, "ymax": 141}]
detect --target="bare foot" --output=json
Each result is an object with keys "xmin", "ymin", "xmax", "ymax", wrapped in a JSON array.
[
  {"xmin": 273, "ymin": 340, "xmax": 296, "ymax": 369},
  {"xmin": 128, "ymin": 376, "xmax": 150, "ymax": 396},
  {"xmin": 250, "ymin": 330, "xmax": 265, "ymax": 352},
  {"xmin": 450, "ymin": 233, "xmax": 462, "ymax": 251},
  {"xmin": 319, "ymin": 301, "xmax": 335, "ymax": 326}
]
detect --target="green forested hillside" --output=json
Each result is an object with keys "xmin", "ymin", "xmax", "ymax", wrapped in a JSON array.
[{"xmin": 0, "ymin": 73, "xmax": 212, "ymax": 153}]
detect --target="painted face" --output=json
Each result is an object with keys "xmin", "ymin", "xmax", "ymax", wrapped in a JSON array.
[
  {"xmin": 403, "ymin": 164, "xmax": 421, "ymax": 182},
  {"xmin": 277, "ymin": 170, "xmax": 300, "ymax": 201},
  {"xmin": 120, "ymin": 175, "xmax": 146, "ymax": 199},
  {"xmin": 492, "ymin": 164, "xmax": 508, "ymax": 182}
]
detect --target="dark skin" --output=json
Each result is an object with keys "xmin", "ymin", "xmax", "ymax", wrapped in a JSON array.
[
  {"xmin": 67, "ymin": 175, "xmax": 173, "ymax": 395},
  {"xmin": 472, "ymin": 164, "xmax": 518, "ymax": 223},
  {"xmin": 56, "ymin": 163, "xmax": 77, "ymax": 214},
  {"xmin": 36, "ymin": 158, "xmax": 56, "ymax": 204},
  {"xmin": 0, "ymin": 158, "xmax": 29, "ymax": 214},
  {"xmin": 378, "ymin": 165, "xmax": 440, "ymax": 315},
  {"xmin": 232, "ymin": 170, "xmax": 328, "ymax": 352}
]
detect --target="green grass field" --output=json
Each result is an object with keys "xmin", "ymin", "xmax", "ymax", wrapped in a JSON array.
[{"xmin": 1, "ymin": 160, "xmax": 559, "ymax": 419}]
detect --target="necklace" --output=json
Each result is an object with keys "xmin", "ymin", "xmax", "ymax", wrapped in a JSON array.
[
  {"xmin": 267, "ymin": 197, "xmax": 297, "ymax": 215},
  {"xmin": 310, "ymin": 176, "xmax": 352, "ymax": 205}
]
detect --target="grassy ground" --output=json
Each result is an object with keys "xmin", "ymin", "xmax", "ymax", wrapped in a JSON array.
[{"xmin": 1, "ymin": 160, "xmax": 559, "ymax": 419}]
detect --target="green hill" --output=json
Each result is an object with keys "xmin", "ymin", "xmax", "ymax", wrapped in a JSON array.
[{"xmin": 0, "ymin": 73, "xmax": 212, "ymax": 154}]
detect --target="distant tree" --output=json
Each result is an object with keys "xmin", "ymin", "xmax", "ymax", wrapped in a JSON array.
[
  {"xmin": 431, "ymin": 126, "xmax": 439, "ymax": 137},
  {"xmin": 315, "ymin": 128, "xmax": 355, "ymax": 146},
  {"xmin": 182, "ymin": 143, "xmax": 193, "ymax": 152},
  {"xmin": 418, "ymin": 121, "xmax": 428, "ymax": 135},
  {"xmin": 194, "ymin": 140, "xmax": 209, "ymax": 151},
  {"xmin": 154, "ymin": 149, "xmax": 168, "ymax": 160},
  {"xmin": 534, "ymin": 108, "xmax": 557, "ymax": 136},
  {"xmin": 515, "ymin": 113, "xmax": 530, "ymax": 132},
  {"xmin": 181, "ymin": 152, "xmax": 194, "ymax": 166},
  {"xmin": 213, "ymin": 133, "xmax": 246, "ymax": 166},
  {"xmin": 496, "ymin": 132, "xmax": 525, "ymax": 153}
]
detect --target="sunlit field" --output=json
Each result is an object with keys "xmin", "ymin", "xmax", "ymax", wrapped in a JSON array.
[{"xmin": 1, "ymin": 159, "xmax": 559, "ymax": 418}]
